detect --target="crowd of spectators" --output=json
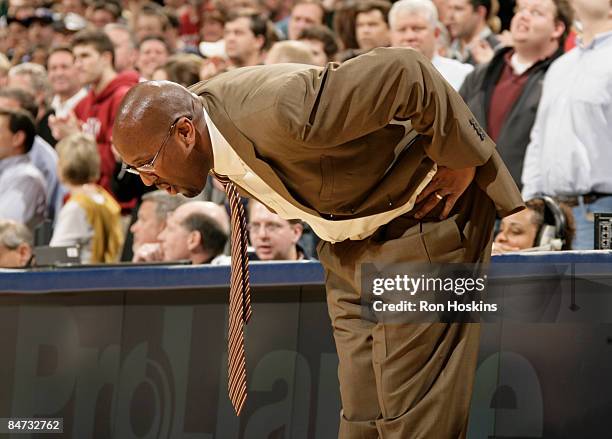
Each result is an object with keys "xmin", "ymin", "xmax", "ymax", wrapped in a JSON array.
[{"xmin": 1, "ymin": 0, "xmax": 611, "ymax": 268}]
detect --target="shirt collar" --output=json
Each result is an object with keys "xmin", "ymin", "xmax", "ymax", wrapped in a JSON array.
[
  {"xmin": 0, "ymin": 154, "xmax": 29, "ymax": 173},
  {"xmin": 52, "ymin": 88, "xmax": 86, "ymax": 112},
  {"xmin": 505, "ymin": 50, "xmax": 534, "ymax": 76},
  {"xmin": 478, "ymin": 26, "xmax": 493, "ymax": 40},
  {"xmin": 51, "ymin": 94, "xmax": 61, "ymax": 110},
  {"xmin": 296, "ymin": 242, "xmax": 308, "ymax": 260},
  {"xmin": 576, "ymin": 29, "xmax": 612, "ymax": 50}
]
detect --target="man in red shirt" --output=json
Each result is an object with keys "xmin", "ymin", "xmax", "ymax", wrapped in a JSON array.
[{"xmin": 50, "ymin": 30, "xmax": 140, "ymax": 202}]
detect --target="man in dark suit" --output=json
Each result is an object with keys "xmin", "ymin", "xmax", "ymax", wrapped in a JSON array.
[{"xmin": 113, "ymin": 47, "xmax": 523, "ymax": 438}]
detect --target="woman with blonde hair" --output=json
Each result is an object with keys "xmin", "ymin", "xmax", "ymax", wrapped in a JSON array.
[{"xmin": 50, "ymin": 133, "xmax": 123, "ymax": 263}]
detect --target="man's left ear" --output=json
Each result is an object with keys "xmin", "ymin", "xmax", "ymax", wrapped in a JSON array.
[
  {"xmin": 102, "ymin": 51, "xmax": 114, "ymax": 68},
  {"xmin": 17, "ymin": 243, "xmax": 32, "ymax": 267},
  {"xmin": 187, "ymin": 229, "xmax": 202, "ymax": 251},
  {"xmin": 476, "ymin": 5, "xmax": 487, "ymax": 20},
  {"xmin": 553, "ymin": 21, "xmax": 566, "ymax": 41},
  {"xmin": 12, "ymin": 130, "xmax": 25, "ymax": 151},
  {"xmin": 176, "ymin": 116, "xmax": 197, "ymax": 153},
  {"xmin": 291, "ymin": 223, "xmax": 303, "ymax": 244},
  {"xmin": 256, "ymin": 35, "xmax": 266, "ymax": 52}
]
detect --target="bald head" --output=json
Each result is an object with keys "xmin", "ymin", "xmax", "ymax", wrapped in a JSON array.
[
  {"xmin": 114, "ymin": 80, "xmax": 194, "ymax": 151},
  {"xmin": 265, "ymin": 41, "xmax": 317, "ymax": 64},
  {"xmin": 113, "ymin": 81, "xmax": 213, "ymax": 198},
  {"xmin": 159, "ymin": 200, "xmax": 229, "ymax": 264},
  {"xmin": 174, "ymin": 201, "xmax": 230, "ymax": 235}
]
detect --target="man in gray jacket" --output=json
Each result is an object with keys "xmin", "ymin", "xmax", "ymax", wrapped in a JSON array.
[{"xmin": 459, "ymin": 0, "xmax": 572, "ymax": 189}]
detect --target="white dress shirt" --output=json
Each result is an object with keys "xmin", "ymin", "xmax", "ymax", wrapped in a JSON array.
[
  {"xmin": 431, "ymin": 55, "xmax": 474, "ymax": 91},
  {"xmin": 51, "ymin": 88, "xmax": 88, "ymax": 118},
  {"xmin": 0, "ymin": 155, "xmax": 47, "ymax": 230},
  {"xmin": 522, "ymin": 31, "xmax": 612, "ymax": 199}
]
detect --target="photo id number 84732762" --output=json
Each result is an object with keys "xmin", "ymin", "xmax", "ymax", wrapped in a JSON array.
[{"xmin": 0, "ymin": 418, "xmax": 63, "ymax": 434}]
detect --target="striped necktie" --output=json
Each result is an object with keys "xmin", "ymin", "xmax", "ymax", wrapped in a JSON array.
[{"xmin": 213, "ymin": 172, "xmax": 252, "ymax": 415}]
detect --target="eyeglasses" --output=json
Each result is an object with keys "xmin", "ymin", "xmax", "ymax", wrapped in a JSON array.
[
  {"xmin": 125, "ymin": 115, "xmax": 191, "ymax": 176},
  {"xmin": 247, "ymin": 222, "xmax": 285, "ymax": 234}
]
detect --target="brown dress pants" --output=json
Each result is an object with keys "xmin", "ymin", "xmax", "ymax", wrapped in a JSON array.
[{"xmin": 317, "ymin": 184, "xmax": 496, "ymax": 439}]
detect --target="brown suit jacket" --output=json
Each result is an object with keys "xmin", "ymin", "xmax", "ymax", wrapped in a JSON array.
[{"xmin": 190, "ymin": 47, "xmax": 523, "ymax": 226}]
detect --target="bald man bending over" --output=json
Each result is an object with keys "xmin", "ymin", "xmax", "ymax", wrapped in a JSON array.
[{"xmin": 113, "ymin": 48, "xmax": 523, "ymax": 439}]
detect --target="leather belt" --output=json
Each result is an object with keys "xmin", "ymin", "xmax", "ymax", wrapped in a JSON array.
[{"xmin": 554, "ymin": 193, "xmax": 612, "ymax": 207}]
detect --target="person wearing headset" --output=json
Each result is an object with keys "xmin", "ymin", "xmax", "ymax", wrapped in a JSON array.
[{"xmin": 493, "ymin": 196, "xmax": 576, "ymax": 253}]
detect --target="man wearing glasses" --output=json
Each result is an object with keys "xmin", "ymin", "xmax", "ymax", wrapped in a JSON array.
[
  {"xmin": 247, "ymin": 199, "xmax": 309, "ymax": 261},
  {"xmin": 113, "ymin": 47, "xmax": 523, "ymax": 438}
]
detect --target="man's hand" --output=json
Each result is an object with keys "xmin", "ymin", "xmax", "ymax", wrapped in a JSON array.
[
  {"xmin": 49, "ymin": 112, "xmax": 81, "ymax": 140},
  {"xmin": 414, "ymin": 166, "xmax": 476, "ymax": 220},
  {"xmin": 199, "ymin": 58, "xmax": 228, "ymax": 81},
  {"xmin": 497, "ymin": 30, "xmax": 514, "ymax": 48},
  {"xmin": 132, "ymin": 243, "xmax": 164, "ymax": 262},
  {"xmin": 469, "ymin": 39, "xmax": 495, "ymax": 65}
]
